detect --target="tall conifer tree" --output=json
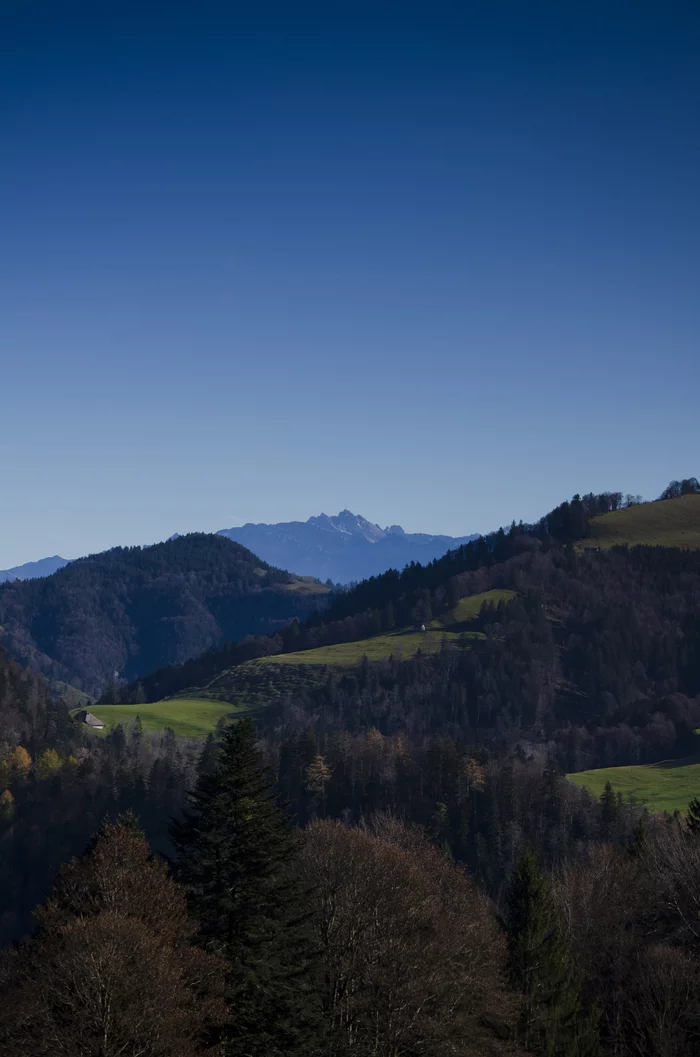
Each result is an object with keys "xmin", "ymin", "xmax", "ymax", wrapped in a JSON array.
[
  {"xmin": 172, "ymin": 718, "xmax": 321, "ymax": 1057},
  {"xmin": 505, "ymin": 846, "xmax": 599, "ymax": 1057}
]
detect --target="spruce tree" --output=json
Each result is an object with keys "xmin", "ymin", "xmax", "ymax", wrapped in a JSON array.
[
  {"xmin": 686, "ymin": 796, "xmax": 700, "ymax": 836},
  {"xmin": 505, "ymin": 846, "xmax": 599, "ymax": 1057},
  {"xmin": 172, "ymin": 718, "xmax": 322, "ymax": 1057}
]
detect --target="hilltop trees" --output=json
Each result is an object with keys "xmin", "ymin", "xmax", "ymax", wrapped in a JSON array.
[
  {"xmin": 173, "ymin": 718, "xmax": 322, "ymax": 1057},
  {"xmin": 0, "ymin": 817, "xmax": 227, "ymax": 1056},
  {"xmin": 659, "ymin": 477, "xmax": 700, "ymax": 499}
]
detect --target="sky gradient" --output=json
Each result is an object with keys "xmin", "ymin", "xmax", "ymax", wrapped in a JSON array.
[{"xmin": 2, "ymin": 2, "xmax": 699, "ymax": 567}]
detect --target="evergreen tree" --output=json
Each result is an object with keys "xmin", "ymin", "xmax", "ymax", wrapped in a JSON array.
[
  {"xmin": 172, "ymin": 718, "xmax": 322, "ymax": 1057},
  {"xmin": 505, "ymin": 846, "xmax": 599, "ymax": 1056},
  {"xmin": 686, "ymin": 796, "xmax": 700, "ymax": 836},
  {"xmin": 599, "ymin": 781, "xmax": 619, "ymax": 838}
]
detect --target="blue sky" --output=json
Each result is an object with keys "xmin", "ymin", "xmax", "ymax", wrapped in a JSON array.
[{"xmin": 2, "ymin": 2, "xmax": 699, "ymax": 567}]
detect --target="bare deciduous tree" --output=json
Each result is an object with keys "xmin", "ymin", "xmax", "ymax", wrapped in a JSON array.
[
  {"xmin": 0, "ymin": 819, "xmax": 227, "ymax": 1057},
  {"xmin": 300, "ymin": 816, "xmax": 522, "ymax": 1056}
]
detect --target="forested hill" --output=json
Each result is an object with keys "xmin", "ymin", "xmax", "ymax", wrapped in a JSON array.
[
  {"xmin": 126, "ymin": 491, "xmax": 700, "ymax": 774},
  {"xmin": 0, "ymin": 534, "xmax": 330, "ymax": 696}
]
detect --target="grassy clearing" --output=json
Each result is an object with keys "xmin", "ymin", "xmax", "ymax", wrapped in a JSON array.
[
  {"xmin": 86, "ymin": 697, "xmax": 245, "ymax": 738},
  {"xmin": 448, "ymin": 589, "xmax": 517, "ymax": 623},
  {"xmin": 280, "ymin": 578, "xmax": 331, "ymax": 595},
  {"xmin": 258, "ymin": 589, "xmax": 516, "ymax": 667},
  {"xmin": 582, "ymin": 494, "xmax": 700, "ymax": 550},
  {"xmin": 567, "ymin": 753, "xmax": 700, "ymax": 815},
  {"xmin": 259, "ymin": 628, "xmax": 472, "ymax": 666}
]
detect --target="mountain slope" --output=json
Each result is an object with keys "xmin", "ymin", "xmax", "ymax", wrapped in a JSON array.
[
  {"xmin": 127, "ymin": 541, "xmax": 700, "ymax": 785},
  {"xmin": 217, "ymin": 509, "xmax": 478, "ymax": 583},
  {"xmin": 0, "ymin": 534, "xmax": 329, "ymax": 695},
  {"xmin": 583, "ymin": 493, "xmax": 700, "ymax": 549},
  {"xmin": 0, "ymin": 556, "xmax": 69, "ymax": 583}
]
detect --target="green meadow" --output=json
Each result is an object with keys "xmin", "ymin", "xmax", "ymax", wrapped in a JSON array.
[
  {"xmin": 258, "ymin": 589, "xmax": 516, "ymax": 667},
  {"xmin": 86, "ymin": 697, "xmax": 245, "ymax": 738},
  {"xmin": 567, "ymin": 753, "xmax": 700, "ymax": 815},
  {"xmin": 448, "ymin": 589, "xmax": 516, "ymax": 622},
  {"xmin": 82, "ymin": 590, "xmax": 520, "ymax": 732},
  {"xmin": 582, "ymin": 493, "xmax": 700, "ymax": 551}
]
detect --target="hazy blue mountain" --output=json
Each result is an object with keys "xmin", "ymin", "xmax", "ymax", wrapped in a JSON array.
[
  {"xmin": 217, "ymin": 510, "xmax": 478, "ymax": 584},
  {"xmin": 0, "ymin": 555, "xmax": 69, "ymax": 583}
]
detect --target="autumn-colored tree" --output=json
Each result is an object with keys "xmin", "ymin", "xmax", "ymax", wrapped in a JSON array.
[
  {"xmin": 0, "ymin": 788, "xmax": 15, "ymax": 822},
  {"xmin": 0, "ymin": 816, "xmax": 228, "ymax": 1057},
  {"xmin": 300, "ymin": 815, "xmax": 521, "ymax": 1056},
  {"xmin": 36, "ymin": 748, "xmax": 62, "ymax": 780},
  {"xmin": 306, "ymin": 753, "xmax": 332, "ymax": 812},
  {"xmin": 0, "ymin": 746, "xmax": 32, "ymax": 786}
]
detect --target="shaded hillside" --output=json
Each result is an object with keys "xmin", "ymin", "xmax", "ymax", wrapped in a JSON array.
[
  {"xmin": 0, "ymin": 534, "xmax": 329, "ymax": 696},
  {"xmin": 127, "ymin": 543, "xmax": 700, "ymax": 779},
  {"xmin": 218, "ymin": 509, "xmax": 478, "ymax": 583},
  {"xmin": 0, "ymin": 646, "xmax": 75, "ymax": 754},
  {"xmin": 125, "ymin": 488, "xmax": 691, "ymax": 704}
]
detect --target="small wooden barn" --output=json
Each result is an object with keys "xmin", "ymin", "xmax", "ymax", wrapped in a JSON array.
[{"xmin": 77, "ymin": 709, "xmax": 105, "ymax": 729}]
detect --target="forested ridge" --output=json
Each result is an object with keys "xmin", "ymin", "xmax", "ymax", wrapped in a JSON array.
[
  {"xmin": 0, "ymin": 533, "xmax": 329, "ymax": 696},
  {"xmin": 129, "ymin": 488, "xmax": 698, "ymax": 703},
  {"xmin": 1, "ymin": 483, "xmax": 700, "ymax": 1054}
]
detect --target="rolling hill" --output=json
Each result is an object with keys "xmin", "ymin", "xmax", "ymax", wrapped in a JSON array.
[
  {"xmin": 254, "ymin": 588, "xmax": 513, "ymax": 667},
  {"xmin": 582, "ymin": 494, "xmax": 700, "ymax": 550},
  {"xmin": 0, "ymin": 534, "xmax": 330, "ymax": 696}
]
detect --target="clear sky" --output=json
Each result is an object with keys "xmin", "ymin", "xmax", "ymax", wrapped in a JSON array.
[{"xmin": 2, "ymin": 1, "xmax": 699, "ymax": 567}]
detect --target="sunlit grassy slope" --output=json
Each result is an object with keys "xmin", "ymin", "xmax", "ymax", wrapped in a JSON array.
[
  {"xmin": 257, "ymin": 589, "xmax": 517, "ymax": 667},
  {"xmin": 582, "ymin": 494, "xmax": 700, "ymax": 550},
  {"xmin": 87, "ymin": 697, "xmax": 245, "ymax": 738},
  {"xmin": 84, "ymin": 590, "xmax": 518, "ymax": 735},
  {"xmin": 567, "ymin": 751, "xmax": 700, "ymax": 815}
]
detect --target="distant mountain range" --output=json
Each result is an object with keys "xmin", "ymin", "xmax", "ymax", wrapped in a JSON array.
[
  {"xmin": 217, "ymin": 510, "xmax": 478, "ymax": 583},
  {"xmin": 0, "ymin": 510, "xmax": 477, "ymax": 595},
  {"xmin": 0, "ymin": 555, "xmax": 69, "ymax": 583}
]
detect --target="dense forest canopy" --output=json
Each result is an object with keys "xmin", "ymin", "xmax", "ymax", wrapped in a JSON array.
[{"xmin": 0, "ymin": 533, "xmax": 329, "ymax": 696}]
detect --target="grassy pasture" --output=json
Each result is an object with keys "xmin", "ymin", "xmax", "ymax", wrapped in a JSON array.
[
  {"xmin": 448, "ymin": 589, "xmax": 517, "ymax": 623},
  {"xmin": 86, "ymin": 697, "xmax": 244, "ymax": 738},
  {"xmin": 258, "ymin": 589, "xmax": 517, "ymax": 667},
  {"xmin": 258, "ymin": 628, "xmax": 471, "ymax": 666},
  {"xmin": 567, "ymin": 753, "xmax": 700, "ymax": 815},
  {"xmin": 582, "ymin": 494, "xmax": 700, "ymax": 550},
  {"xmin": 280, "ymin": 577, "xmax": 331, "ymax": 595}
]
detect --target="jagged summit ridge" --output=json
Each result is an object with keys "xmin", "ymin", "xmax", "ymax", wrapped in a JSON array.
[{"xmin": 217, "ymin": 511, "xmax": 477, "ymax": 583}]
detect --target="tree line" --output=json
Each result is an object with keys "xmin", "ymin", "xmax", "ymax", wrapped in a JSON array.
[
  {"xmin": 3, "ymin": 649, "xmax": 700, "ymax": 1052},
  {"xmin": 4, "ymin": 716, "xmax": 700, "ymax": 1055},
  {"xmin": 123, "ymin": 482, "xmax": 698, "ymax": 705}
]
